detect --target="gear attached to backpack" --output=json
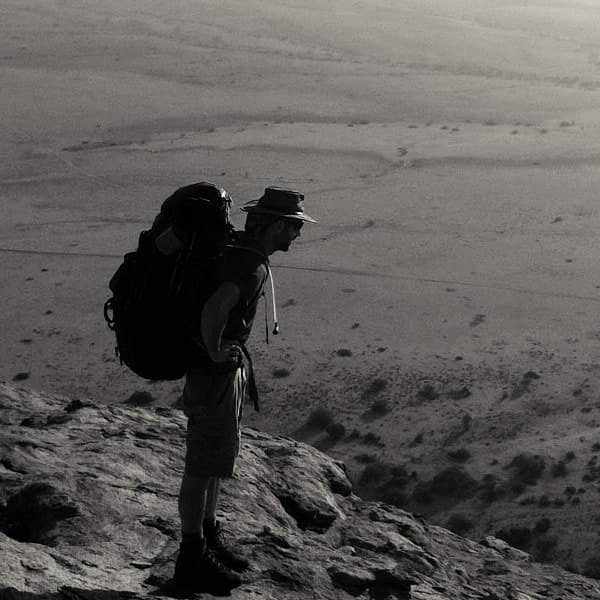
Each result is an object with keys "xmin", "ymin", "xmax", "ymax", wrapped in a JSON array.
[{"xmin": 103, "ymin": 182, "xmax": 234, "ymax": 381}]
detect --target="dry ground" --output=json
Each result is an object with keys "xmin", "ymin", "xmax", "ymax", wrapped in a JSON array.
[{"xmin": 3, "ymin": 0, "xmax": 600, "ymax": 575}]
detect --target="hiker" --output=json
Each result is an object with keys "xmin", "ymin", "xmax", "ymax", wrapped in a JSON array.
[{"xmin": 174, "ymin": 187, "xmax": 317, "ymax": 593}]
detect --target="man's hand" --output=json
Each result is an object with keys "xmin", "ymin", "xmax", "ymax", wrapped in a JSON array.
[
  {"xmin": 209, "ymin": 342, "xmax": 242, "ymax": 365},
  {"xmin": 201, "ymin": 282, "xmax": 242, "ymax": 364}
]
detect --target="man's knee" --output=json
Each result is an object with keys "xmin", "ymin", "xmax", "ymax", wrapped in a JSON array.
[{"xmin": 180, "ymin": 474, "xmax": 211, "ymax": 495}]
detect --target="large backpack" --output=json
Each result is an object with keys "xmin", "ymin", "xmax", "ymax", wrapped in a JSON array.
[{"xmin": 103, "ymin": 182, "xmax": 234, "ymax": 381}]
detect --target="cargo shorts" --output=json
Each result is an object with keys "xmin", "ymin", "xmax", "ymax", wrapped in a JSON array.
[{"xmin": 182, "ymin": 362, "xmax": 247, "ymax": 478}]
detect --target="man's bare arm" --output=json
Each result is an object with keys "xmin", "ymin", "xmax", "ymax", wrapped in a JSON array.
[{"xmin": 200, "ymin": 282, "xmax": 241, "ymax": 363}]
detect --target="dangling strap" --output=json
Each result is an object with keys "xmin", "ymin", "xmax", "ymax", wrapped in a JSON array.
[
  {"xmin": 241, "ymin": 343, "xmax": 260, "ymax": 412},
  {"xmin": 266, "ymin": 262, "xmax": 279, "ymax": 336}
]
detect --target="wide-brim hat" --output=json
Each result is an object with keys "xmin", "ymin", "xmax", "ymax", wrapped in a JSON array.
[{"xmin": 241, "ymin": 187, "xmax": 317, "ymax": 223}]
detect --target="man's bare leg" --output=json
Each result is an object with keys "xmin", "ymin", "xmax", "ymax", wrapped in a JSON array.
[
  {"xmin": 178, "ymin": 474, "xmax": 210, "ymax": 536},
  {"xmin": 204, "ymin": 477, "xmax": 220, "ymax": 527}
]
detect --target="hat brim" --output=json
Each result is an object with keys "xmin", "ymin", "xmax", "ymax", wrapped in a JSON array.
[{"xmin": 240, "ymin": 205, "xmax": 317, "ymax": 223}]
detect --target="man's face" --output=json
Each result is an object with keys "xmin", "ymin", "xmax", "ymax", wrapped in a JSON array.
[{"xmin": 275, "ymin": 218, "xmax": 303, "ymax": 251}]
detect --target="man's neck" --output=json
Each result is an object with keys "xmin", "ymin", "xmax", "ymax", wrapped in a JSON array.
[{"xmin": 237, "ymin": 232, "xmax": 273, "ymax": 258}]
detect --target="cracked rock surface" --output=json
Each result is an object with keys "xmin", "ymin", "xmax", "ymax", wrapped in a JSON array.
[{"xmin": 1, "ymin": 382, "xmax": 600, "ymax": 599}]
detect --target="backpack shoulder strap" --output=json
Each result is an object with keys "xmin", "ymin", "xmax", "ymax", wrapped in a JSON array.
[{"xmin": 224, "ymin": 243, "xmax": 269, "ymax": 264}]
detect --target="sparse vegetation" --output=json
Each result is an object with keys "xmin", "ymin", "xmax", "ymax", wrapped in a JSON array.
[
  {"xmin": 355, "ymin": 461, "xmax": 410, "ymax": 508},
  {"xmin": 535, "ymin": 536, "xmax": 558, "ymax": 562},
  {"xmin": 272, "ymin": 367, "xmax": 291, "ymax": 378},
  {"xmin": 325, "ymin": 422, "xmax": 346, "ymax": 442},
  {"xmin": 479, "ymin": 473, "xmax": 505, "ymax": 504},
  {"xmin": 533, "ymin": 518, "xmax": 551, "ymax": 535},
  {"xmin": 354, "ymin": 453, "xmax": 376, "ymax": 464},
  {"xmin": 538, "ymin": 495, "xmax": 550, "ymax": 507},
  {"xmin": 361, "ymin": 378, "xmax": 388, "ymax": 401},
  {"xmin": 305, "ymin": 407, "xmax": 334, "ymax": 430},
  {"xmin": 505, "ymin": 453, "xmax": 546, "ymax": 488},
  {"xmin": 363, "ymin": 432, "xmax": 384, "ymax": 447},
  {"xmin": 124, "ymin": 391, "xmax": 156, "ymax": 406},
  {"xmin": 447, "ymin": 448, "xmax": 471, "ymax": 463},
  {"xmin": 551, "ymin": 461, "xmax": 568, "ymax": 478},
  {"xmin": 582, "ymin": 556, "xmax": 600, "ymax": 579},
  {"xmin": 519, "ymin": 495, "xmax": 537, "ymax": 506},
  {"xmin": 412, "ymin": 467, "xmax": 477, "ymax": 504},
  {"xmin": 417, "ymin": 384, "xmax": 438, "ymax": 402},
  {"xmin": 446, "ymin": 513, "xmax": 473, "ymax": 536},
  {"xmin": 359, "ymin": 461, "xmax": 390, "ymax": 486},
  {"xmin": 369, "ymin": 398, "xmax": 390, "ymax": 418},
  {"xmin": 409, "ymin": 432, "xmax": 424, "ymax": 447},
  {"xmin": 495, "ymin": 526, "xmax": 532, "ymax": 550},
  {"xmin": 347, "ymin": 429, "xmax": 361, "ymax": 440}
]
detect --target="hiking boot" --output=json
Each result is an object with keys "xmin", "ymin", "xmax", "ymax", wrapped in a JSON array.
[
  {"xmin": 174, "ymin": 534, "xmax": 242, "ymax": 595},
  {"xmin": 204, "ymin": 519, "xmax": 249, "ymax": 571}
]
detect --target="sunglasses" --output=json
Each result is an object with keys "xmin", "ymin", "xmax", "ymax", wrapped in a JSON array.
[{"xmin": 282, "ymin": 219, "xmax": 303, "ymax": 232}]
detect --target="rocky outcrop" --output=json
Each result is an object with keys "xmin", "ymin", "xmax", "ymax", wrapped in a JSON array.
[{"xmin": 1, "ymin": 382, "xmax": 599, "ymax": 599}]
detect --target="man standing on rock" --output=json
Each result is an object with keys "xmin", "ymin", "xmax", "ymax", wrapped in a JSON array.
[{"xmin": 175, "ymin": 187, "xmax": 317, "ymax": 593}]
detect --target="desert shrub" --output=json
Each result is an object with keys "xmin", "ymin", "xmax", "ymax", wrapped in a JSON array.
[
  {"xmin": 572, "ymin": 497, "xmax": 581, "ymax": 505},
  {"xmin": 564, "ymin": 485, "xmax": 576, "ymax": 496},
  {"xmin": 551, "ymin": 461, "xmax": 568, "ymax": 477},
  {"xmin": 361, "ymin": 378, "xmax": 388, "ymax": 400},
  {"xmin": 359, "ymin": 461, "xmax": 391, "ymax": 486},
  {"xmin": 363, "ymin": 432, "xmax": 384, "ymax": 447},
  {"xmin": 446, "ymin": 513, "xmax": 473, "ymax": 536},
  {"xmin": 413, "ymin": 467, "xmax": 477, "ymax": 504},
  {"xmin": 369, "ymin": 398, "xmax": 390, "ymax": 418},
  {"xmin": 409, "ymin": 432, "xmax": 424, "ymax": 447},
  {"xmin": 389, "ymin": 465, "xmax": 411, "ymax": 486},
  {"xmin": 505, "ymin": 453, "xmax": 546, "ymax": 487},
  {"xmin": 417, "ymin": 384, "xmax": 438, "ymax": 402},
  {"xmin": 272, "ymin": 367, "xmax": 290, "ymax": 378},
  {"xmin": 379, "ymin": 467, "xmax": 410, "ymax": 507},
  {"xmin": 533, "ymin": 518, "xmax": 551, "ymax": 535},
  {"xmin": 479, "ymin": 473, "xmax": 505, "ymax": 504},
  {"xmin": 354, "ymin": 453, "xmax": 376, "ymax": 464},
  {"xmin": 538, "ymin": 495, "xmax": 550, "ymax": 507},
  {"xmin": 124, "ymin": 391, "xmax": 156, "ymax": 406},
  {"xmin": 565, "ymin": 451, "xmax": 576, "ymax": 461},
  {"xmin": 535, "ymin": 536, "xmax": 558, "ymax": 562},
  {"xmin": 305, "ymin": 407, "xmax": 333, "ymax": 429},
  {"xmin": 379, "ymin": 486, "xmax": 407, "ymax": 508},
  {"xmin": 593, "ymin": 442, "xmax": 600, "ymax": 452},
  {"xmin": 553, "ymin": 498, "xmax": 565, "ymax": 507},
  {"xmin": 519, "ymin": 496, "xmax": 537, "ymax": 506},
  {"xmin": 447, "ymin": 448, "xmax": 471, "ymax": 463},
  {"xmin": 326, "ymin": 422, "xmax": 346, "ymax": 442},
  {"xmin": 336, "ymin": 348, "xmax": 353, "ymax": 357},
  {"xmin": 582, "ymin": 556, "xmax": 600, "ymax": 579},
  {"xmin": 495, "ymin": 526, "xmax": 532, "ymax": 550},
  {"xmin": 347, "ymin": 429, "xmax": 361, "ymax": 440},
  {"xmin": 510, "ymin": 481, "xmax": 526, "ymax": 495}
]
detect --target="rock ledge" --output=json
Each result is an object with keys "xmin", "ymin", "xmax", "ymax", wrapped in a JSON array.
[{"xmin": 1, "ymin": 382, "xmax": 599, "ymax": 599}]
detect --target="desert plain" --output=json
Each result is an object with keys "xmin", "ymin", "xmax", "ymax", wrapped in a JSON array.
[{"xmin": 4, "ymin": 0, "xmax": 600, "ymax": 576}]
